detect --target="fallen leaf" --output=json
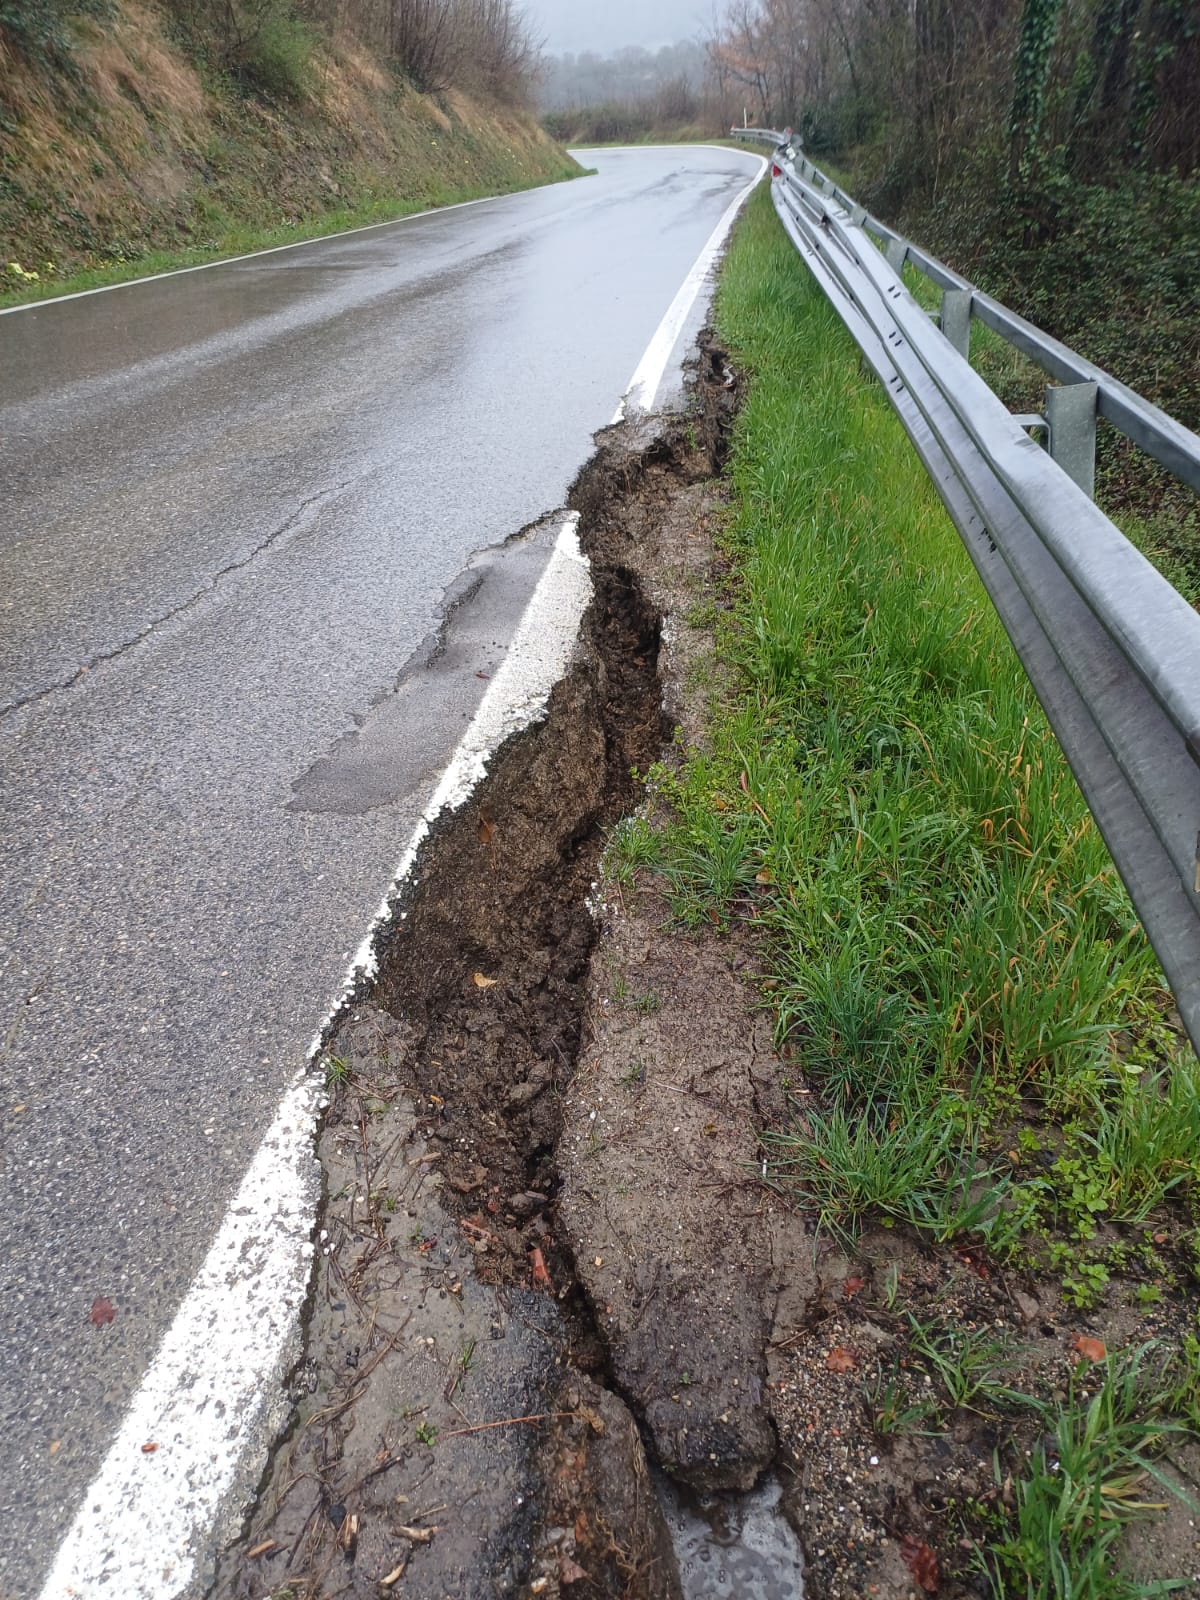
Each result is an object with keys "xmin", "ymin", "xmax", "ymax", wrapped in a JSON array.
[
  {"xmin": 246, "ymin": 1540, "xmax": 276, "ymax": 1560},
  {"xmin": 48, "ymin": 1440, "xmax": 61, "ymax": 1456},
  {"xmin": 477, "ymin": 814, "xmax": 496, "ymax": 846},
  {"xmin": 529, "ymin": 1246, "xmax": 551, "ymax": 1289},
  {"xmin": 1073, "ymin": 1334, "xmax": 1107, "ymax": 1364},
  {"xmin": 842, "ymin": 1275, "xmax": 865, "ymax": 1300},
  {"xmin": 89, "ymin": 1297, "xmax": 116, "ymax": 1327},
  {"xmin": 755, "ymin": 869, "xmax": 773, "ymax": 884},
  {"xmin": 472, "ymin": 973, "xmax": 499, "ymax": 989},
  {"xmin": 381, "ymin": 1563, "xmax": 407, "ymax": 1589},
  {"xmin": 900, "ymin": 1534, "xmax": 940, "ymax": 1592},
  {"xmin": 141, "ymin": 1442, "xmax": 158, "ymax": 1454},
  {"xmin": 826, "ymin": 1345, "xmax": 859, "ymax": 1372},
  {"xmin": 559, "ymin": 1554, "xmax": 589, "ymax": 1585},
  {"xmin": 398, "ymin": 1524, "xmax": 437, "ymax": 1543}
]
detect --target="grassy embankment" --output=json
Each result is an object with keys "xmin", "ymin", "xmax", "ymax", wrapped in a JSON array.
[
  {"xmin": 0, "ymin": 1, "xmax": 583, "ymax": 309},
  {"xmin": 616, "ymin": 183, "xmax": 1200, "ymax": 1594}
]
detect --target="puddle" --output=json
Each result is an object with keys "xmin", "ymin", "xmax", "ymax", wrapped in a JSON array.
[{"xmin": 656, "ymin": 1472, "xmax": 805, "ymax": 1598}]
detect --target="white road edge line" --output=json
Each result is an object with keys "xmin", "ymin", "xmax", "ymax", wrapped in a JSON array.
[
  {"xmin": 0, "ymin": 193, "xmax": 502, "ymax": 316},
  {"xmin": 610, "ymin": 154, "xmax": 766, "ymax": 425},
  {"xmin": 35, "ymin": 153, "xmax": 765, "ymax": 1599},
  {"xmin": 34, "ymin": 514, "xmax": 591, "ymax": 1600}
]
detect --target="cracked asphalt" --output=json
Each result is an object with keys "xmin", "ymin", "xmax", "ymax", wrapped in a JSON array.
[{"xmin": 0, "ymin": 144, "xmax": 762, "ymax": 1596}]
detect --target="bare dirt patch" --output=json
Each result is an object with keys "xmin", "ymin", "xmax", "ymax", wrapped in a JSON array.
[
  {"xmin": 213, "ymin": 332, "xmax": 1200, "ymax": 1600},
  {"xmin": 212, "ymin": 347, "xmax": 742, "ymax": 1600}
]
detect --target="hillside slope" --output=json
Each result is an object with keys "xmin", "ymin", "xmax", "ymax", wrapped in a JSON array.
[{"xmin": 0, "ymin": 3, "xmax": 580, "ymax": 288}]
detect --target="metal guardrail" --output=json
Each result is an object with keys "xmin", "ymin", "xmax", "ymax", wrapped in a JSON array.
[{"xmin": 731, "ymin": 127, "xmax": 1200, "ymax": 1055}]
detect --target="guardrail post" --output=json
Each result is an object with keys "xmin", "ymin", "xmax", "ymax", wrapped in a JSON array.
[
  {"xmin": 885, "ymin": 237, "xmax": 907, "ymax": 274},
  {"xmin": 848, "ymin": 203, "xmax": 867, "ymax": 227},
  {"xmin": 1046, "ymin": 382, "xmax": 1098, "ymax": 498},
  {"xmin": 939, "ymin": 289, "xmax": 972, "ymax": 360}
]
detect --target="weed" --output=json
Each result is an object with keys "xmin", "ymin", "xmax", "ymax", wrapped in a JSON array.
[
  {"xmin": 324, "ymin": 1054, "xmax": 351, "ymax": 1089},
  {"xmin": 604, "ymin": 816, "xmax": 659, "ymax": 887},
  {"xmin": 865, "ymin": 1365, "xmax": 939, "ymax": 1436},
  {"xmin": 414, "ymin": 1421, "xmax": 438, "ymax": 1446},
  {"xmin": 904, "ymin": 1315, "xmax": 1030, "ymax": 1415},
  {"xmin": 880, "ymin": 1263, "xmax": 900, "ymax": 1311},
  {"xmin": 985, "ymin": 1344, "xmax": 1196, "ymax": 1599},
  {"xmin": 764, "ymin": 1100, "xmax": 1007, "ymax": 1244}
]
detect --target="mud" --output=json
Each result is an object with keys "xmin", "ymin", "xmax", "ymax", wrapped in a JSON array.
[
  {"xmin": 169, "ymin": 300, "xmax": 1200, "ymax": 1600},
  {"xmin": 559, "ymin": 897, "xmax": 784, "ymax": 1492}
]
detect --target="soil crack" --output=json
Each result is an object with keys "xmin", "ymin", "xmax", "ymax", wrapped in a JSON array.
[{"xmin": 210, "ymin": 339, "xmax": 765, "ymax": 1600}]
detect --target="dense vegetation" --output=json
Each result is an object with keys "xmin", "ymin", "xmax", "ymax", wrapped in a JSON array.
[
  {"xmin": 545, "ymin": 2, "xmax": 1197, "ymax": 572},
  {"xmin": 539, "ymin": 40, "xmax": 710, "ymax": 145},
  {"xmin": 709, "ymin": 0, "xmax": 1200, "ymax": 457}
]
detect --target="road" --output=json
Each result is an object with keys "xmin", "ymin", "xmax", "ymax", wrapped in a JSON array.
[{"xmin": 0, "ymin": 143, "xmax": 762, "ymax": 1597}]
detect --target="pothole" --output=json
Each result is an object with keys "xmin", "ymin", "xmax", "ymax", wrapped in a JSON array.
[{"xmin": 210, "ymin": 338, "xmax": 802, "ymax": 1600}]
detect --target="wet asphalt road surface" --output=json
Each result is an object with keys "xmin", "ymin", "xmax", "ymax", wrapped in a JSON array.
[{"xmin": 0, "ymin": 144, "xmax": 762, "ymax": 1595}]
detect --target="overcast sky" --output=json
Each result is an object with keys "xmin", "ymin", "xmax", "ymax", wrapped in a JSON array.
[{"xmin": 526, "ymin": 0, "xmax": 708, "ymax": 54}]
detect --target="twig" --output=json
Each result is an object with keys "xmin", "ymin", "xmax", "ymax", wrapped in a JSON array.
[{"xmin": 442, "ymin": 1410, "xmax": 578, "ymax": 1439}]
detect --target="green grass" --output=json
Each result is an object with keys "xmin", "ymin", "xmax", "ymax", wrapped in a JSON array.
[
  {"xmin": 642, "ymin": 183, "xmax": 1189, "ymax": 1249},
  {"xmin": 669, "ymin": 181, "xmax": 1200, "ymax": 1600},
  {"xmin": 987, "ymin": 1345, "xmax": 1197, "ymax": 1599},
  {"xmin": 0, "ymin": 168, "xmax": 583, "ymax": 310}
]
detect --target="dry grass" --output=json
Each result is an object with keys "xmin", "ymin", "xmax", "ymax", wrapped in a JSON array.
[{"xmin": 0, "ymin": 0, "xmax": 580, "ymax": 290}]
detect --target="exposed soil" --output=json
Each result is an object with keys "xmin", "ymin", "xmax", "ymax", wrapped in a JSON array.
[
  {"xmin": 211, "ymin": 343, "xmax": 748, "ymax": 1600},
  {"xmin": 212, "ymin": 333, "xmax": 1200, "ymax": 1600}
]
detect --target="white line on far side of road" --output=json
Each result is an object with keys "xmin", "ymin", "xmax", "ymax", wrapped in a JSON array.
[
  {"xmin": 35, "ymin": 156, "xmax": 765, "ymax": 1600},
  {"xmin": 610, "ymin": 154, "xmax": 766, "ymax": 426},
  {"xmin": 0, "ymin": 193, "xmax": 503, "ymax": 316}
]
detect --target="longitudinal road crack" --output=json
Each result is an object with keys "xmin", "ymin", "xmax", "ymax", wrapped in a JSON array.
[{"xmin": 0, "ymin": 479, "xmax": 354, "ymax": 723}]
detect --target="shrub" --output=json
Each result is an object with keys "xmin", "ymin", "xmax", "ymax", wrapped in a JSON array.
[
  {"xmin": 234, "ymin": 9, "xmax": 314, "ymax": 100},
  {"xmin": 0, "ymin": 0, "xmax": 109, "ymax": 62}
]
